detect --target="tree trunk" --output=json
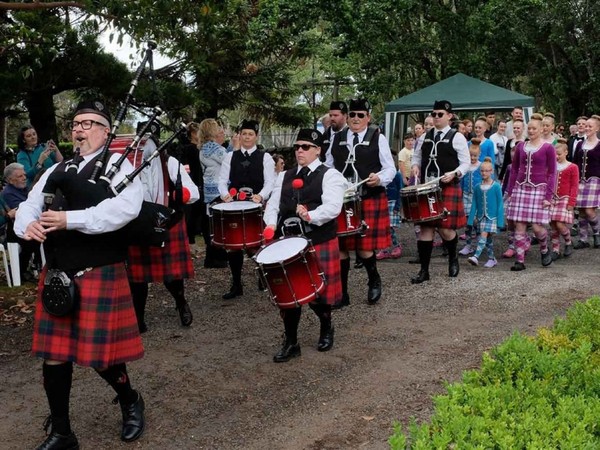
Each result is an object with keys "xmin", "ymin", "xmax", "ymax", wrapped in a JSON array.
[{"xmin": 24, "ymin": 90, "xmax": 58, "ymax": 143}]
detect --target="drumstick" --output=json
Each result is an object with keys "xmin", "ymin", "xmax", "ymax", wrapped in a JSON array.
[{"xmin": 344, "ymin": 178, "xmax": 370, "ymax": 193}]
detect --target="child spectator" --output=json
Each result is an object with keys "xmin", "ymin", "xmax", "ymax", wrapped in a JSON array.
[
  {"xmin": 376, "ymin": 171, "xmax": 403, "ymax": 260},
  {"xmin": 459, "ymin": 139, "xmax": 482, "ymax": 255}
]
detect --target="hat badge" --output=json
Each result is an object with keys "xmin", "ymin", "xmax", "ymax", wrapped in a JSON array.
[
  {"xmin": 311, "ymin": 131, "xmax": 318, "ymax": 140},
  {"xmin": 94, "ymin": 101, "xmax": 104, "ymax": 111}
]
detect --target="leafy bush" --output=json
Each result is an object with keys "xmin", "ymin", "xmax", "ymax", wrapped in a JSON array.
[{"xmin": 390, "ymin": 297, "xmax": 600, "ymax": 449}]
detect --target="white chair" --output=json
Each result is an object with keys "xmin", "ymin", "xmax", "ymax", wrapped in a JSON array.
[
  {"xmin": 7, "ymin": 242, "xmax": 20, "ymax": 287},
  {"xmin": 0, "ymin": 243, "xmax": 11, "ymax": 287}
]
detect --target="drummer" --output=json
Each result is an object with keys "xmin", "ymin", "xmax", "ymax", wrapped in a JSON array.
[
  {"xmin": 264, "ymin": 128, "xmax": 345, "ymax": 362},
  {"xmin": 217, "ymin": 119, "xmax": 275, "ymax": 299},
  {"xmin": 409, "ymin": 100, "xmax": 470, "ymax": 284},
  {"xmin": 327, "ymin": 98, "xmax": 396, "ymax": 306}
]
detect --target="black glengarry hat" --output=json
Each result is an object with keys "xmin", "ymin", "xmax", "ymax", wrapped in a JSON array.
[
  {"xmin": 329, "ymin": 101, "xmax": 348, "ymax": 114},
  {"xmin": 74, "ymin": 100, "xmax": 112, "ymax": 125},
  {"xmin": 240, "ymin": 119, "xmax": 259, "ymax": 134},
  {"xmin": 433, "ymin": 100, "xmax": 452, "ymax": 112},
  {"xmin": 349, "ymin": 98, "xmax": 371, "ymax": 112},
  {"xmin": 296, "ymin": 128, "xmax": 323, "ymax": 146}
]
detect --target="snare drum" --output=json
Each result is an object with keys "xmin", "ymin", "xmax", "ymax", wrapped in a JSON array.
[
  {"xmin": 210, "ymin": 201, "xmax": 264, "ymax": 249},
  {"xmin": 400, "ymin": 183, "xmax": 446, "ymax": 222},
  {"xmin": 254, "ymin": 237, "xmax": 325, "ymax": 309},
  {"xmin": 336, "ymin": 193, "xmax": 364, "ymax": 236}
]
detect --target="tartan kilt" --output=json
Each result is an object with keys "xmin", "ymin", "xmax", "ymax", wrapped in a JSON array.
[
  {"xmin": 550, "ymin": 196, "xmax": 574, "ymax": 224},
  {"xmin": 477, "ymin": 216, "xmax": 498, "ymax": 234},
  {"xmin": 506, "ymin": 182, "xmax": 550, "ymax": 224},
  {"xmin": 463, "ymin": 192, "xmax": 473, "ymax": 217},
  {"xmin": 312, "ymin": 238, "xmax": 342, "ymax": 306},
  {"xmin": 127, "ymin": 219, "xmax": 194, "ymax": 283},
  {"xmin": 388, "ymin": 200, "xmax": 401, "ymax": 228},
  {"xmin": 576, "ymin": 178, "xmax": 600, "ymax": 209},
  {"xmin": 32, "ymin": 263, "xmax": 144, "ymax": 368},
  {"xmin": 339, "ymin": 192, "xmax": 391, "ymax": 251},
  {"xmin": 418, "ymin": 183, "xmax": 466, "ymax": 230}
]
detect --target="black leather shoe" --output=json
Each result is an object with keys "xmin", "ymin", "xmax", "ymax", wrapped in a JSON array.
[
  {"xmin": 119, "ymin": 391, "xmax": 145, "ymax": 442},
  {"xmin": 332, "ymin": 293, "xmax": 350, "ymax": 310},
  {"xmin": 367, "ymin": 276, "xmax": 382, "ymax": 304},
  {"xmin": 177, "ymin": 301, "xmax": 193, "ymax": 327},
  {"xmin": 273, "ymin": 342, "xmax": 301, "ymax": 362},
  {"xmin": 448, "ymin": 257, "xmax": 459, "ymax": 277},
  {"xmin": 541, "ymin": 251, "xmax": 553, "ymax": 266},
  {"xmin": 410, "ymin": 270, "xmax": 430, "ymax": 284},
  {"xmin": 36, "ymin": 431, "xmax": 79, "ymax": 450},
  {"xmin": 317, "ymin": 325, "xmax": 334, "ymax": 352},
  {"xmin": 563, "ymin": 244, "xmax": 573, "ymax": 257},
  {"xmin": 408, "ymin": 256, "xmax": 421, "ymax": 264},
  {"xmin": 138, "ymin": 321, "xmax": 148, "ymax": 334},
  {"xmin": 573, "ymin": 240, "xmax": 590, "ymax": 249},
  {"xmin": 222, "ymin": 284, "xmax": 243, "ymax": 299},
  {"xmin": 510, "ymin": 262, "xmax": 526, "ymax": 271},
  {"xmin": 594, "ymin": 235, "xmax": 600, "ymax": 248}
]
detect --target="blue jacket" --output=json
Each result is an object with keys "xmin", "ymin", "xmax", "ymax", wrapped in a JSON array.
[
  {"xmin": 469, "ymin": 139, "xmax": 496, "ymax": 179},
  {"xmin": 386, "ymin": 171, "xmax": 404, "ymax": 207},
  {"xmin": 461, "ymin": 163, "xmax": 482, "ymax": 195},
  {"xmin": 468, "ymin": 181, "xmax": 504, "ymax": 228}
]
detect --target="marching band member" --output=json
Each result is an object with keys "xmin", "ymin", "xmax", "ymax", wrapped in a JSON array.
[
  {"xmin": 217, "ymin": 119, "xmax": 275, "ymax": 299},
  {"xmin": 327, "ymin": 98, "xmax": 396, "ymax": 306},
  {"xmin": 264, "ymin": 129, "xmax": 345, "ymax": 362},
  {"xmin": 410, "ymin": 100, "xmax": 470, "ymax": 283},
  {"xmin": 323, "ymin": 100, "xmax": 348, "ymax": 162},
  {"xmin": 127, "ymin": 124, "xmax": 200, "ymax": 333},
  {"xmin": 15, "ymin": 100, "xmax": 146, "ymax": 448}
]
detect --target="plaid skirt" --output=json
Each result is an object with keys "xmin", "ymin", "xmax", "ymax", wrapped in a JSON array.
[
  {"xmin": 313, "ymin": 238, "xmax": 342, "ymax": 306},
  {"xmin": 388, "ymin": 200, "xmax": 401, "ymax": 228},
  {"xmin": 506, "ymin": 183, "xmax": 550, "ymax": 224},
  {"xmin": 32, "ymin": 263, "xmax": 144, "ymax": 368},
  {"xmin": 127, "ymin": 219, "xmax": 194, "ymax": 283},
  {"xmin": 340, "ymin": 192, "xmax": 391, "ymax": 251},
  {"xmin": 463, "ymin": 192, "xmax": 473, "ymax": 217},
  {"xmin": 576, "ymin": 178, "xmax": 600, "ymax": 209},
  {"xmin": 550, "ymin": 196, "xmax": 574, "ymax": 224},
  {"xmin": 477, "ymin": 216, "xmax": 498, "ymax": 234},
  {"xmin": 418, "ymin": 183, "xmax": 466, "ymax": 230}
]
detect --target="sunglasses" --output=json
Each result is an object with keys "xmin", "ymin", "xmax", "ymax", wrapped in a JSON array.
[
  {"xmin": 293, "ymin": 143, "xmax": 318, "ymax": 151},
  {"xmin": 348, "ymin": 112, "xmax": 367, "ymax": 119},
  {"xmin": 431, "ymin": 112, "xmax": 446, "ymax": 118}
]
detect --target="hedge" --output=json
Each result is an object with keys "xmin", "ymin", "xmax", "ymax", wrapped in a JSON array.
[{"xmin": 390, "ymin": 297, "xmax": 600, "ymax": 449}]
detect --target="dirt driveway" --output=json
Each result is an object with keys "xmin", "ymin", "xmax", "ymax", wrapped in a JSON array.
[{"xmin": 1, "ymin": 229, "xmax": 599, "ymax": 449}]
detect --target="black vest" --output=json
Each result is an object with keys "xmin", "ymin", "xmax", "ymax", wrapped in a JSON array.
[
  {"xmin": 420, "ymin": 128, "xmax": 459, "ymax": 184},
  {"xmin": 330, "ymin": 126, "xmax": 385, "ymax": 198},
  {"xmin": 44, "ymin": 155, "xmax": 128, "ymax": 272},
  {"xmin": 277, "ymin": 165, "xmax": 337, "ymax": 245},
  {"xmin": 229, "ymin": 150, "xmax": 265, "ymax": 194}
]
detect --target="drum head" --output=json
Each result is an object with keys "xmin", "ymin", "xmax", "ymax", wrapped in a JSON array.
[
  {"xmin": 211, "ymin": 201, "xmax": 261, "ymax": 212},
  {"xmin": 255, "ymin": 237, "xmax": 308, "ymax": 264}
]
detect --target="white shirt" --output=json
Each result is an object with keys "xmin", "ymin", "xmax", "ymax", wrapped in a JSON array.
[
  {"xmin": 217, "ymin": 146, "xmax": 275, "ymax": 200},
  {"xmin": 324, "ymin": 127, "xmax": 396, "ymax": 187},
  {"xmin": 264, "ymin": 158, "xmax": 346, "ymax": 227},
  {"xmin": 15, "ymin": 148, "xmax": 143, "ymax": 236},
  {"xmin": 411, "ymin": 125, "xmax": 470, "ymax": 177},
  {"xmin": 489, "ymin": 132, "xmax": 507, "ymax": 165}
]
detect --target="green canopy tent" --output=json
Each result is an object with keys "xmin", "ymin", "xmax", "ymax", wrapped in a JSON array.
[{"xmin": 383, "ymin": 73, "xmax": 535, "ymax": 149}]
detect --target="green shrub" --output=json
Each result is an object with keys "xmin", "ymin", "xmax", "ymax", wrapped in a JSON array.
[{"xmin": 390, "ymin": 297, "xmax": 600, "ymax": 449}]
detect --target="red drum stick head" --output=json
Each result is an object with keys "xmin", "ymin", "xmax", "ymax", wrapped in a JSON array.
[
  {"xmin": 292, "ymin": 179, "xmax": 304, "ymax": 189},
  {"xmin": 263, "ymin": 227, "xmax": 275, "ymax": 240},
  {"xmin": 229, "ymin": 187, "xmax": 238, "ymax": 197},
  {"xmin": 238, "ymin": 191, "xmax": 247, "ymax": 200}
]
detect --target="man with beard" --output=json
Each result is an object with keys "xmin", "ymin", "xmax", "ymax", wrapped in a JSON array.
[{"xmin": 323, "ymin": 101, "xmax": 348, "ymax": 163}]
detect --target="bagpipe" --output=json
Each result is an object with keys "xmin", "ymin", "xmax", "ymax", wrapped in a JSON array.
[{"xmin": 41, "ymin": 41, "xmax": 186, "ymax": 247}]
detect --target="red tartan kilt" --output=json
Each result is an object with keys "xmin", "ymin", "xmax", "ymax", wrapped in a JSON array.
[
  {"xmin": 312, "ymin": 238, "xmax": 342, "ymax": 306},
  {"xmin": 339, "ymin": 192, "xmax": 391, "ymax": 251},
  {"xmin": 127, "ymin": 219, "xmax": 194, "ymax": 283},
  {"xmin": 418, "ymin": 183, "xmax": 466, "ymax": 229},
  {"xmin": 32, "ymin": 263, "xmax": 144, "ymax": 368}
]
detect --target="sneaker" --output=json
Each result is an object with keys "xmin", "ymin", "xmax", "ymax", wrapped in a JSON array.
[
  {"xmin": 467, "ymin": 256, "xmax": 478, "ymax": 266},
  {"xmin": 502, "ymin": 248, "xmax": 515, "ymax": 258},
  {"xmin": 551, "ymin": 251, "xmax": 560, "ymax": 262},
  {"xmin": 376, "ymin": 249, "xmax": 390, "ymax": 260},
  {"xmin": 573, "ymin": 240, "xmax": 590, "ymax": 250},
  {"xmin": 483, "ymin": 258, "xmax": 497, "ymax": 268},
  {"xmin": 459, "ymin": 245, "xmax": 472, "ymax": 256},
  {"xmin": 390, "ymin": 245, "xmax": 402, "ymax": 259},
  {"xmin": 459, "ymin": 233, "xmax": 467, "ymax": 241}
]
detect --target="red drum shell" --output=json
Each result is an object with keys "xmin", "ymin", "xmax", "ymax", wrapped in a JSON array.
[
  {"xmin": 400, "ymin": 183, "xmax": 446, "ymax": 222},
  {"xmin": 210, "ymin": 201, "xmax": 264, "ymax": 250},
  {"xmin": 254, "ymin": 237, "xmax": 325, "ymax": 309},
  {"xmin": 336, "ymin": 193, "xmax": 363, "ymax": 236}
]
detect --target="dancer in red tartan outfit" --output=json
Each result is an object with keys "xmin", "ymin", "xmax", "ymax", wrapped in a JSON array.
[
  {"xmin": 14, "ymin": 101, "xmax": 146, "ymax": 449},
  {"xmin": 264, "ymin": 129, "xmax": 345, "ymax": 362},
  {"xmin": 127, "ymin": 130, "xmax": 199, "ymax": 333},
  {"xmin": 410, "ymin": 100, "xmax": 471, "ymax": 284},
  {"xmin": 327, "ymin": 98, "xmax": 396, "ymax": 306}
]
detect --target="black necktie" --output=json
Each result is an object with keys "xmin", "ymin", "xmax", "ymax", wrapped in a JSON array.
[
  {"xmin": 298, "ymin": 166, "xmax": 310, "ymax": 180},
  {"xmin": 243, "ymin": 151, "xmax": 249, "ymax": 158},
  {"xmin": 434, "ymin": 131, "xmax": 443, "ymax": 143},
  {"xmin": 353, "ymin": 133, "xmax": 359, "ymax": 148}
]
